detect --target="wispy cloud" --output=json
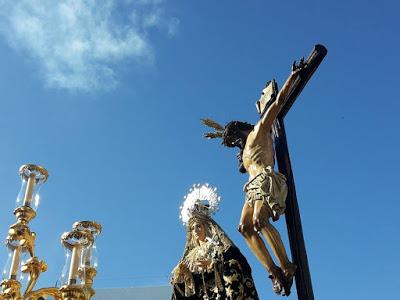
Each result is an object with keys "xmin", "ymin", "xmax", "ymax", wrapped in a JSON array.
[{"xmin": 0, "ymin": 0, "xmax": 178, "ymax": 91}]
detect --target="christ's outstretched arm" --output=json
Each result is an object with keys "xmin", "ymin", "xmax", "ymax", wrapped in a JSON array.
[{"xmin": 259, "ymin": 68, "xmax": 302, "ymax": 131}]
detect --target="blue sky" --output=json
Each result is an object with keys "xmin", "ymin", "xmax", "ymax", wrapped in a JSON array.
[{"xmin": 0, "ymin": 0, "xmax": 398, "ymax": 299}]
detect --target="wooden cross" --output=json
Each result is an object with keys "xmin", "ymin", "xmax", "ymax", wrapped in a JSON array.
[{"xmin": 257, "ymin": 45, "xmax": 327, "ymax": 300}]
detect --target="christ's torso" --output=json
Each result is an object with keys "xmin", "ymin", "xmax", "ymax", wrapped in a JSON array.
[{"xmin": 242, "ymin": 124, "xmax": 275, "ymax": 180}]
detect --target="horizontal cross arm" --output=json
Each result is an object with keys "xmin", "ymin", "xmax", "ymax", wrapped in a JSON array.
[{"xmin": 280, "ymin": 44, "xmax": 328, "ymax": 118}]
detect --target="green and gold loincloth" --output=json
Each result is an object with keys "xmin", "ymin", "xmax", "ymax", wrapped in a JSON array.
[{"xmin": 243, "ymin": 166, "xmax": 288, "ymax": 221}]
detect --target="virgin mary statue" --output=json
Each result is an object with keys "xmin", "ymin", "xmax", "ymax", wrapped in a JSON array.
[{"xmin": 171, "ymin": 184, "xmax": 259, "ymax": 300}]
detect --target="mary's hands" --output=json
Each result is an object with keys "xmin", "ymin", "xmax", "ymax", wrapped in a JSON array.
[{"xmin": 195, "ymin": 259, "xmax": 212, "ymax": 271}]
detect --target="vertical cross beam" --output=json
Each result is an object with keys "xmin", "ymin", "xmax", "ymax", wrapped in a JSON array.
[
  {"xmin": 275, "ymin": 118, "xmax": 314, "ymax": 300},
  {"xmin": 259, "ymin": 45, "xmax": 327, "ymax": 300}
]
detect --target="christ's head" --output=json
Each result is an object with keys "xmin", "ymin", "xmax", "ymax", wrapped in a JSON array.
[{"xmin": 222, "ymin": 121, "xmax": 254, "ymax": 149}]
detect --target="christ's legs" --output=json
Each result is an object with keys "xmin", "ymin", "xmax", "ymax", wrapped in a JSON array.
[
  {"xmin": 261, "ymin": 220, "xmax": 296, "ymax": 296},
  {"xmin": 254, "ymin": 201, "xmax": 292, "ymax": 271},
  {"xmin": 254, "ymin": 200, "xmax": 296, "ymax": 296},
  {"xmin": 262, "ymin": 221, "xmax": 292, "ymax": 270},
  {"xmin": 239, "ymin": 202, "xmax": 286, "ymax": 294},
  {"xmin": 238, "ymin": 202, "xmax": 278, "ymax": 274}
]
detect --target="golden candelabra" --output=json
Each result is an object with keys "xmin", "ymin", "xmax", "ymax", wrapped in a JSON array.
[{"xmin": 0, "ymin": 164, "xmax": 102, "ymax": 300}]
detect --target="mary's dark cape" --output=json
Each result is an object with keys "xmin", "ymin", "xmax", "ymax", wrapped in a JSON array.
[{"xmin": 172, "ymin": 246, "xmax": 259, "ymax": 300}]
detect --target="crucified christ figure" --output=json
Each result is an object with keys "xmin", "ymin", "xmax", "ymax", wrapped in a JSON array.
[{"xmin": 202, "ymin": 64, "xmax": 305, "ymax": 297}]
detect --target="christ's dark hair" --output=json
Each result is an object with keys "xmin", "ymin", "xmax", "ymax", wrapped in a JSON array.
[{"xmin": 222, "ymin": 121, "xmax": 254, "ymax": 147}]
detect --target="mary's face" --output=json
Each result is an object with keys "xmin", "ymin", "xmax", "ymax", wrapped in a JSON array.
[{"xmin": 191, "ymin": 221, "xmax": 206, "ymax": 242}]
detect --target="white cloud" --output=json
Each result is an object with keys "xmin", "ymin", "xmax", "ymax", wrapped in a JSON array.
[
  {"xmin": 141, "ymin": 7, "xmax": 180, "ymax": 37},
  {"xmin": 0, "ymin": 0, "xmax": 178, "ymax": 91}
]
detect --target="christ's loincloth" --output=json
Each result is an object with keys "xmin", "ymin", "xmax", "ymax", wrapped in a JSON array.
[{"xmin": 243, "ymin": 166, "xmax": 288, "ymax": 221}]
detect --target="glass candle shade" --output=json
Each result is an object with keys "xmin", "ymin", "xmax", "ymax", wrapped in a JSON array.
[
  {"xmin": 2, "ymin": 246, "xmax": 29, "ymax": 281},
  {"xmin": 73, "ymin": 221, "xmax": 102, "ymax": 269},
  {"xmin": 60, "ymin": 247, "xmax": 86, "ymax": 286},
  {"xmin": 16, "ymin": 165, "xmax": 48, "ymax": 212},
  {"xmin": 60, "ymin": 229, "xmax": 93, "ymax": 286},
  {"xmin": 81, "ymin": 243, "xmax": 98, "ymax": 269}
]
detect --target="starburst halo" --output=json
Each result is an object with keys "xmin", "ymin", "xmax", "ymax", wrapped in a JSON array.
[{"xmin": 179, "ymin": 183, "xmax": 221, "ymax": 225}]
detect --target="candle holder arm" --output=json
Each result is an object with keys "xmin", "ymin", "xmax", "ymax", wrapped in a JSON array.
[
  {"xmin": 21, "ymin": 257, "xmax": 47, "ymax": 295},
  {"xmin": 23, "ymin": 287, "xmax": 62, "ymax": 300}
]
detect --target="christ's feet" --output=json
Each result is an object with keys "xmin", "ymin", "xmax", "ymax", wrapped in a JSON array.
[
  {"xmin": 282, "ymin": 263, "xmax": 297, "ymax": 297},
  {"xmin": 268, "ymin": 268, "xmax": 285, "ymax": 295}
]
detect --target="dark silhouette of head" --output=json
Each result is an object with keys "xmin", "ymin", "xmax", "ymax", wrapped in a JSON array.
[
  {"xmin": 222, "ymin": 121, "xmax": 254, "ymax": 173},
  {"xmin": 201, "ymin": 118, "xmax": 254, "ymax": 174},
  {"xmin": 222, "ymin": 121, "xmax": 254, "ymax": 149}
]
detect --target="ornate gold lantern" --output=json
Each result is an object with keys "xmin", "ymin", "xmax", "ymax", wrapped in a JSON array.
[{"xmin": 0, "ymin": 164, "xmax": 102, "ymax": 300}]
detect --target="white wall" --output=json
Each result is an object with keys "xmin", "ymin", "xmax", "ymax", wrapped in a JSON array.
[{"xmin": 94, "ymin": 286, "xmax": 171, "ymax": 300}]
